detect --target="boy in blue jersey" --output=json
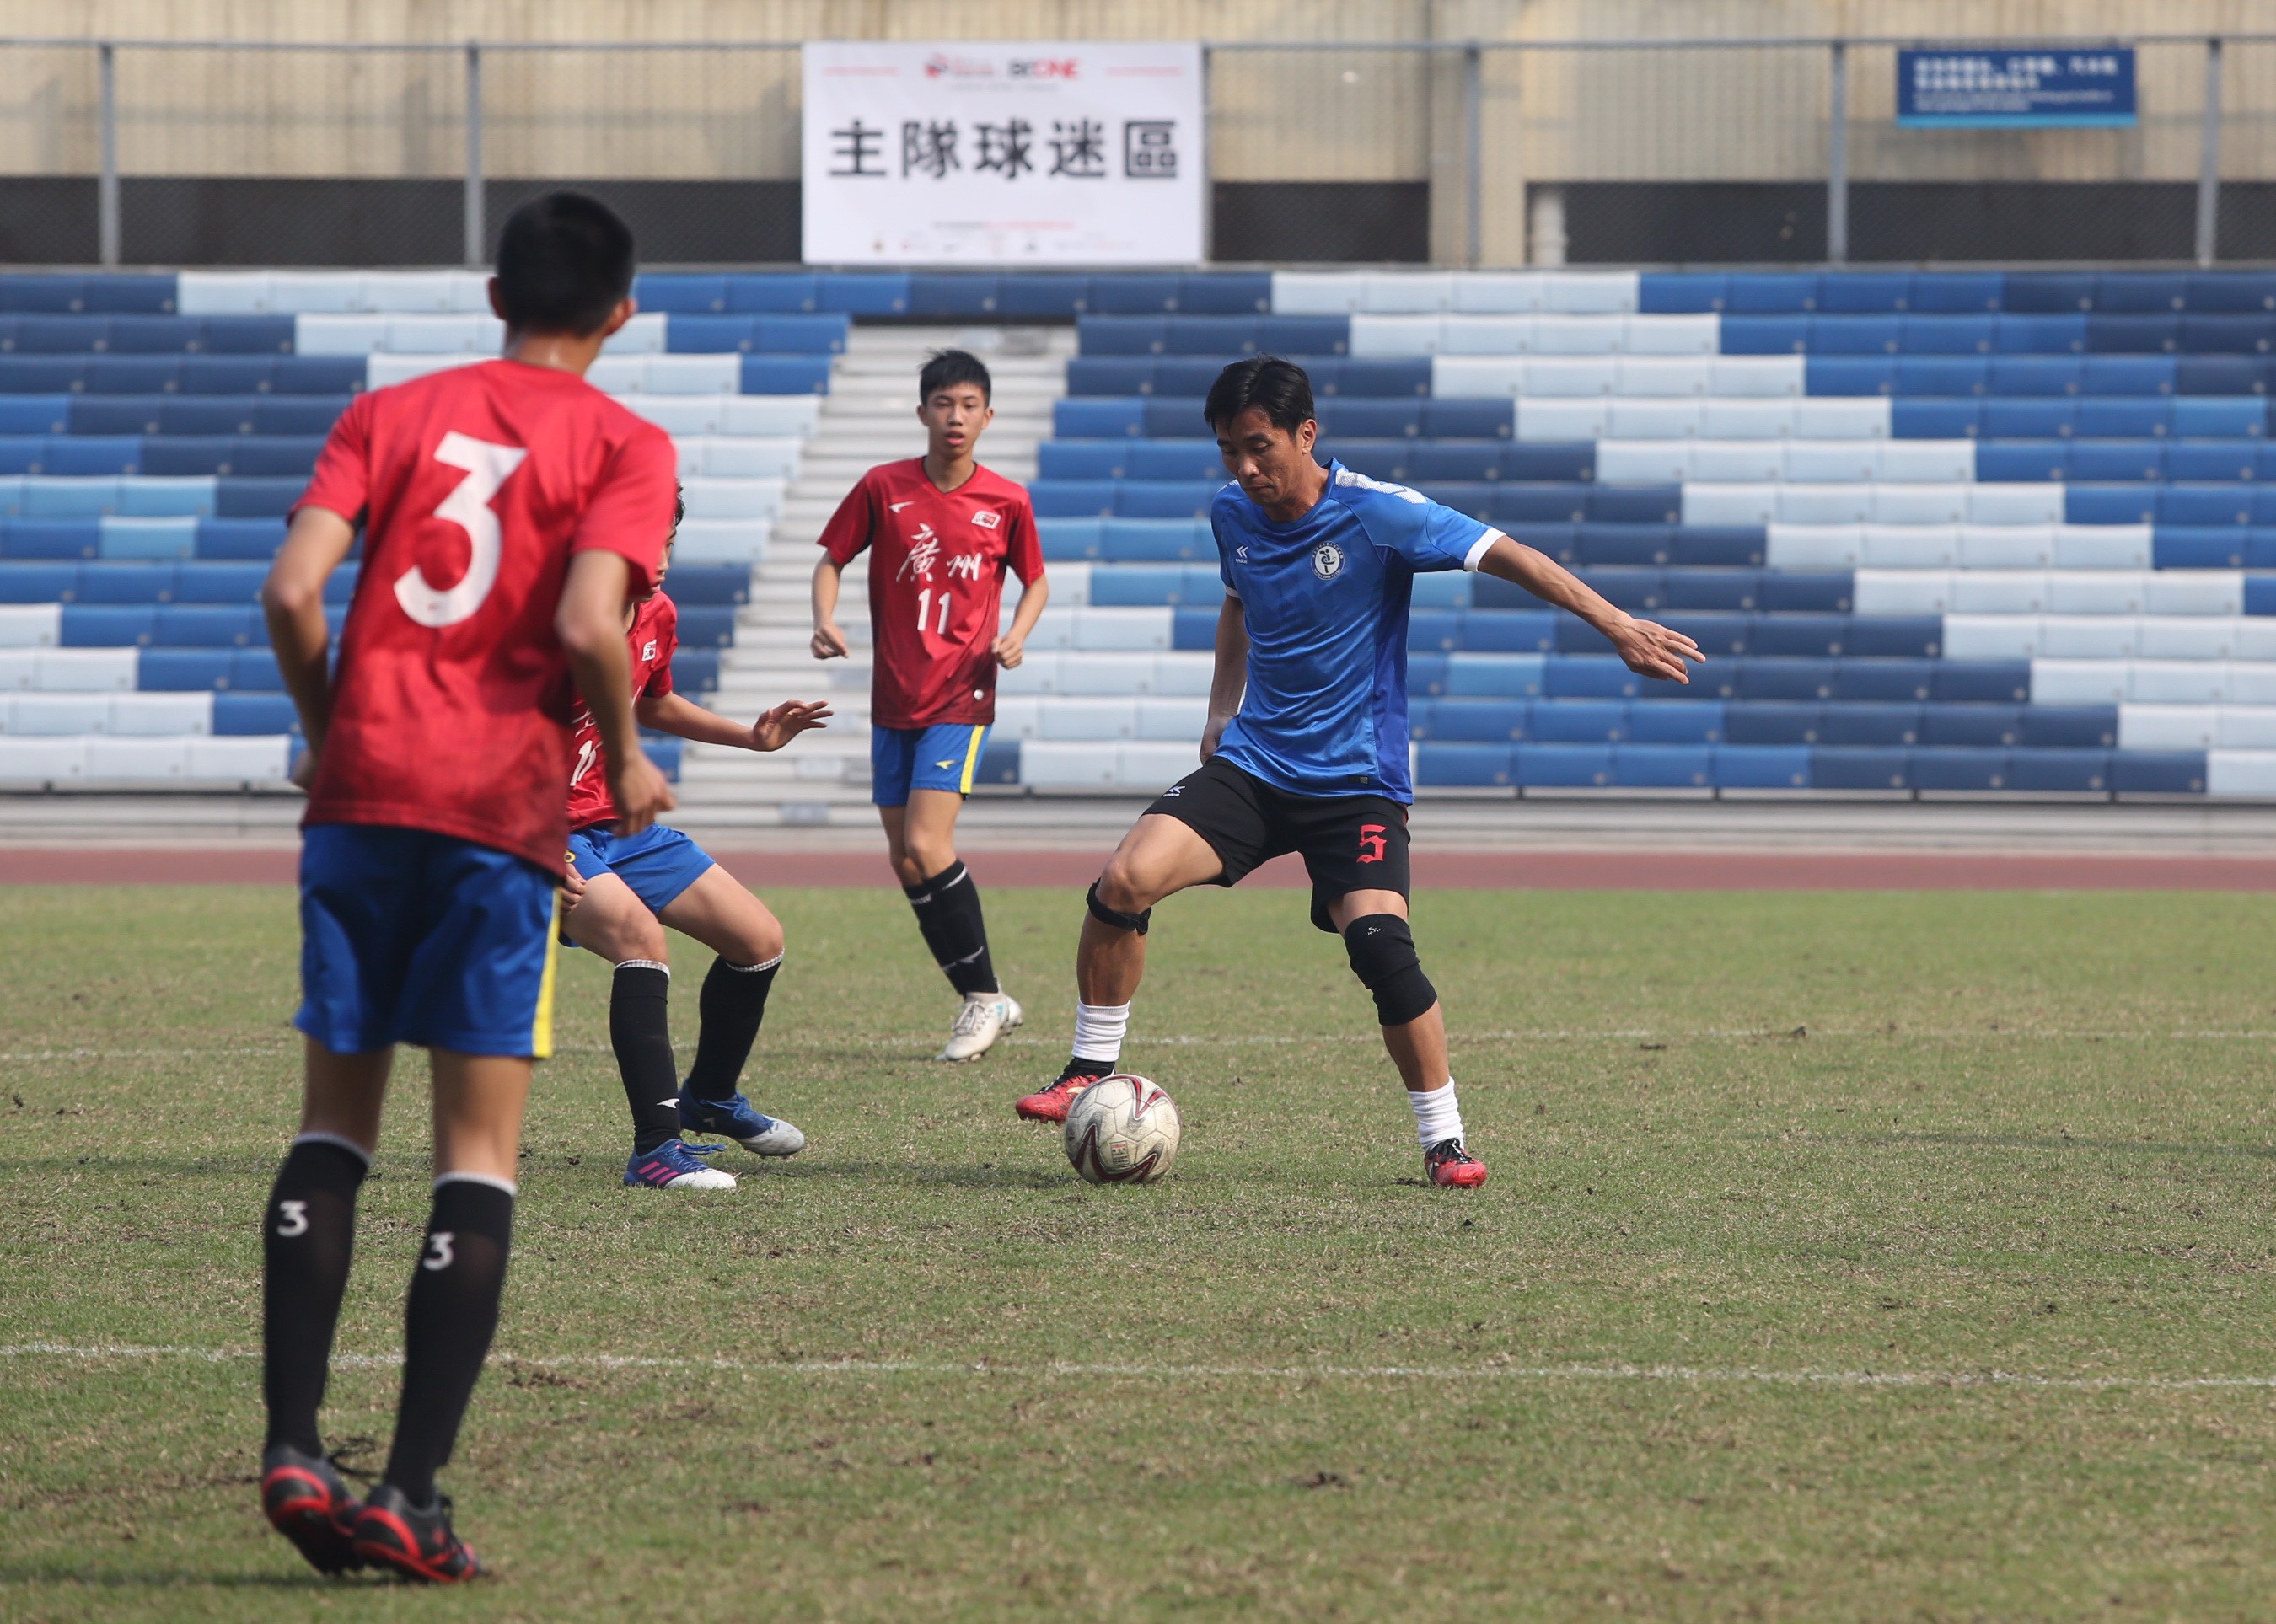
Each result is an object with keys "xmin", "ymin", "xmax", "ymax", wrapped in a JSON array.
[{"xmin": 1013, "ymin": 356, "xmax": 1703, "ymax": 1187}]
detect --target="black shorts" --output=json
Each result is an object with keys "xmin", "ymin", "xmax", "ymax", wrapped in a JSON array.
[{"xmin": 1145, "ymin": 754, "xmax": 1410, "ymax": 933}]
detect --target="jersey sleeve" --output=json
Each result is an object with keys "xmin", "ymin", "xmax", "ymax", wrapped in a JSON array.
[
  {"xmin": 571, "ymin": 423, "xmax": 678, "ymax": 595},
  {"xmin": 643, "ymin": 598, "xmax": 678, "ymax": 699},
  {"xmin": 1340, "ymin": 472, "xmax": 1498, "ymax": 574},
  {"xmin": 817, "ymin": 473, "xmax": 878, "ymax": 565},
  {"xmin": 294, "ymin": 391, "xmax": 376, "ymax": 523},
  {"xmin": 1003, "ymin": 489, "xmax": 1044, "ymax": 586},
  {"xmin": 1210, "ymin": 485, "xmax": 1243, "ymax": 596}
]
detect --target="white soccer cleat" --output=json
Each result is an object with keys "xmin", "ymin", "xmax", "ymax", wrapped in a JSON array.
[
  {"xmin": 999, "ymin": 993, "xmax": 1024, "ymax": 1032},
  {"xmin": 937, "ymin": 992, "xmax": 1009, "ymax": 1062},
  {"xmin": 624, "ymin": 1141, "xmax": 738, "ymax": 1190}
]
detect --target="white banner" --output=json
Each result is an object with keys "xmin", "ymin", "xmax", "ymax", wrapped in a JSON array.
[{"xmin": 801, "ymin": 40, "xmax": 1205, "ymax": 266}]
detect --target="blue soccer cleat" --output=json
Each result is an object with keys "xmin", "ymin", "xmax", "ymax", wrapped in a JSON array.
[
  {"xmin": 679, "ymin": 1091, "xmax": 808, "ymax": 1158},
  {"xmin": 624, "ymin": 1139, "xmax": 737, "ymax": 1190}
]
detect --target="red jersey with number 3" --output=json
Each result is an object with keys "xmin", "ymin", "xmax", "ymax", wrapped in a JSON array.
[
  {"xmin": 816, "ymin": 458, "xmax": 1044, "ymax": 729},
  {"xmin": 565, "ymin": 593, "xmax": 677, "ymax": 833},
  {"xmin": 294, "ymin": 358, "xmax": 677, "ymax": 875}
]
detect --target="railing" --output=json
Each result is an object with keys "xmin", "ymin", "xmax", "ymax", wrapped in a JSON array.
[{"xmin": 1, "ymin": 35, "xmax": 2273, "ymax": 267}]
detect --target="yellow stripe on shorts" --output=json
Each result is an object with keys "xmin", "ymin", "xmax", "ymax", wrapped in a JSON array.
[
  {"xmin": 958, "ymin": 725, "xmax": 985, "ymax": 795},
  {"xmin": 531, "ymin": 889, "xmax": 561, "ymax": 1059}
]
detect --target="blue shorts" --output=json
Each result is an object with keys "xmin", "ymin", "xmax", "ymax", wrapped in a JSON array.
[
  {"xmin": 871, "ymin": 721, "xmax": 990, "ymax": 807},
  {"xmin": 565, "ymin": 823, "xmax": 715, "ymax": 919},
  {"xmin": 295, "ymin": 823, "xmax": 561, "ymax": 1059}
]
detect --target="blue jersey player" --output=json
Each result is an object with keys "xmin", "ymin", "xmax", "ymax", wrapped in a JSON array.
[{"xmin": 1013, "ymin": 356, "xmax": 1703, "ymax": 1187}]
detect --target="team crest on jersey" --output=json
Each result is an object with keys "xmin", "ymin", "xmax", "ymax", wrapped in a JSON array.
[
  {"xmin": 640, "ymin": 639, "xmax": 658, "ymax": 662},
  {"xmin": 971, "ymin": 510, "xmax": 1001, "ymax": 529},
  {"xmin": 1312, "ymin": 542, "xmax": 1345, "ymax": 580}
]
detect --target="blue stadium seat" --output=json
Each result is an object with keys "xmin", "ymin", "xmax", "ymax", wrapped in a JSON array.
[
  {"xmin": 1713, "ymin": 743, "xmax": 1812, "ymax": 788},
  {"xmin": 137, "ymin": 649, "xmax": 230, "ymax": 689},
  {"xmin": 2109, "ymin": 750, "xmax": 2208, "ymax": 793},
  {"xmin": 2085, "ymin": 314, "xmax": 2179, "ymax": 354},
  {"xmin": 1613, "ymin": 744, "xmax": 1713, "ymax": 788},
  {"xmin": 1418, "ymin": 699, "xmax": 1527, "ymax": 742},
  {"xmin": 1636, "ymin": 273, "xmax": 1726, "ymax": 314},
  {"xmin": 0, "ymin": 519, "xmax": 99, "ymax": 559},
  {"xmin": 1417, "ymin": 742, "xmax": 1513, "ymax": 787},
  {"xmin": 906, "ymin": 276, "xmax": 1002, "ymax": 319},
  {"xmin": 974, "ymin": 736, "xmax": 1022, "ymax": 787},
  {"xmin": 738, "ymin": 356, "xmax": 833, "ymax": 394},
  {"xmin": 726, "ymin": 273, "xmax": 823, "ymax": 313},
  {"xmin": 1626, "ymin": 700, "xmax": 1724, "ymax": 743},
  {"xmin": 2006, "ymin": 748, "xmax": 2112, "ymax": 792},
  {"xmin": 1088, "ymin": 275, "xmax": 1185, "ymax": 315},
  {"xmin": 1818, "ymin": 701, "xmax": 1920, "ymax": 746},
  {"xmin": 195, "ymin": 517, "xmax": 286, "ymax": 560},
  {"xmin": 634, "ymin": 274, "xmax": 729, "ymax": 314},
  {"xmin": 1725, "ymin": 701, "xmax": 1822, "ymax": 745},
  {"xmin": 2004, "ymin": 273, "xmax": 2098, "ymax": 313},
  {"xmin": 213, "ymin": 478, "xmax": 302, "ymax": 518},
  {"xmin": 1930, "ymin": 661, "xmax": 2032, "ymax": 703},
  {"xmin": 1515, "ymin": 743, "xmax": 1613, "ymax": 788},
  {"xmin": 1055, "ymin": 399, "xmax": 1148, "ymax": 438},
  {"xmin": 2016, "ymin": 705, "xmax": 2118, "ymax": 748},
  {"xmin": 998, "ymin": 275, "xmax": 1092, "ymax": 319},
  {"xmin": 1812, "ymin": 745, "xmax": 1912, "ymax": 791},
  {"xmin": 1918, "ymin": 703, "xmax": 2023, "ymax": 748},
  {"xmin": 1726, "ymin": 273, "xmax": 1822, "ymax": 313},
  {"xmin": 1912, "ymin": 747, "xmax": 2011, "ymax": 791},
  {"xmin": 213, "ymin": 693, "xmax": 300, "ymax": 735},
  {"xmin": 60, "ymin": 605, "xmax": 156, "ymax": 645},
  {"xmin": 1912, "ymin": 273, "xmax": 2006, "ymax": 314},
  {"xmin": 1178, "ymin": 274, "xmax": 1275, "ymax": 315},
  {"xmin": 814, "ymin": 273, "xmax": 909, "ymax": 315}
]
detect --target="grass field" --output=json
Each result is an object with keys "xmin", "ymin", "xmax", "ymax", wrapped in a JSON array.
[{"xmin": 3, "ymin": 880, "xmax": 2273, "ymax": 1621}]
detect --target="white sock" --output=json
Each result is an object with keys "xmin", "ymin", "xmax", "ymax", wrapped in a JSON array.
[
  {"xmin": 1071, "ymin": 1000, "xmax": 1130, "ymax": 1066},
  {"xmin": 1409, "ymin": 1079, "xmax": 1463, "ymax": 1151}
]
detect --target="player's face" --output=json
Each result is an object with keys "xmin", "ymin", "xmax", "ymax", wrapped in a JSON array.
[
  {"xmin": 919, "ymin": 383, "xmax": 993, "ymax": 459},
  {"xmin": 636, "ymin": 540, "xmax": 673, "ymax": 608},
  {"xmin": 1215, "ymin": 408, "xmax": 1320, "ymax": 507}
]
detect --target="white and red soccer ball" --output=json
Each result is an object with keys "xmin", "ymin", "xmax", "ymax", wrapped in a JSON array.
[{"xmin": 1061, "ymin": 1073, "xmax": 1182, "ymax": 1185}]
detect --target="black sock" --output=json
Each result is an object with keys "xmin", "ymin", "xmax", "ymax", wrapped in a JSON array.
[
  {"xmin": 609, "ymin": 961, "xmax": 682, "ymax": 1155},
  {"xmin": 384, "ymin": 1176, "xmax": 514, "ymax": 1507},
  {"xmin": 915, "ymin": 860, "xmax": 999, "ymax": 998},
  {"xmin": 902, "ymin": 875, "xmax": 959, "ymax": 974},
  {"xmin": 262, "ymin": 1135, "xmax": 370, "ymax": 1457},
  {"xmin": 683, "ymin": 953, "xmax": 781, "ymax": 1102}
]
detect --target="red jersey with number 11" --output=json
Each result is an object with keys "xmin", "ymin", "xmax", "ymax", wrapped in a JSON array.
[
  {"xmin": 565, "ymin": 593, "xmax": 678, "ymax": 833},
  {"xmin": 816, "ymin": 458, "xmax": 1043, "ymax": 729}
]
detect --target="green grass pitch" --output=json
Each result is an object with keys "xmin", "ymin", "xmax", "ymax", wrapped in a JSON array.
[{"xmin": 2, "ymin": 882, "xmax": 2273, "ymax": 1620}]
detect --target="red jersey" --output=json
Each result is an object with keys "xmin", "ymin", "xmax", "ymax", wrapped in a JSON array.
[
  {"xmin": 297, "ymin": 358, "xmax": 677, "ymax": 874},
  {"xmin": 816, "ymin": 459, "xmax": 1044, "ymax": 729},
  {"xmin": 565, "ymin": 593, "xmax": 678, "ymax": 833}
]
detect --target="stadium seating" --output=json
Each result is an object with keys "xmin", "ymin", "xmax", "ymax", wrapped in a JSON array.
[{"xmin": 3, "ymin": 266, "xmax": 2269, "ymax": 799}]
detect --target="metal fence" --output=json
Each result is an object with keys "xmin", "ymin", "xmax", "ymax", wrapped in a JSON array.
[{"xmin": 1, "ymin": 34, "xmax": 2273, "ymax": 266}]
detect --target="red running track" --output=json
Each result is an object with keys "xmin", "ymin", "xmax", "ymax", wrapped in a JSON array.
[{"xmin": 3, "ymin": 846, "xmax": 2272, "ymax": 890}]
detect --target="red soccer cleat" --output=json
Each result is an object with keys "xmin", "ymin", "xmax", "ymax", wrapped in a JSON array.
[
  {"xmin": 349, "ymin": 1484, "xmax": 486, "ymax": 1584},
  {"xmin": 260, "ymin": 1444, "xmax": 364, "ymax": 1575},
  {"xmin": 1015, "ymin": 1064, "xmax": 1108, "ymax": 1124},
  {"xmin": 1424, "ymin": 1138, "xmax": 1488, "ymax": 1189}
]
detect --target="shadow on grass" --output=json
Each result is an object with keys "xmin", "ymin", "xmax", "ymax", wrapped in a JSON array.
[
  {"xmin": 0, "ymin": 1562, "xmax": 350, "ymax": 1589},
  {"xmin": 1856, "ymin": 1130, "xmax": 2276, "ymax": 1160}
]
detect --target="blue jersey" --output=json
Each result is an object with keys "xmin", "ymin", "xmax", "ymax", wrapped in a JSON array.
[{"xmin": 1210, "ymin": 461, "xmax": 1496, "ymax": 802}]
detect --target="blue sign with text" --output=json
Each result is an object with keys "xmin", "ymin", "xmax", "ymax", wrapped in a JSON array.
[{"xmin": 1898, "ymin": 47, "xmax": 2137, "ymax": 128}]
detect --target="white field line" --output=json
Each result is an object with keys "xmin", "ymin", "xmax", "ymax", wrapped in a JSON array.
[
  {"xmin": 3, "ymin": 1030, "xmax": 2273, "ymax": 1064},
  {"xmin": 5, "ymin": 1342, "xmax": 2276, "ymax": 1395}
]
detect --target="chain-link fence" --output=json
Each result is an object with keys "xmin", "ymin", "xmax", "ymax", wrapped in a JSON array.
[{"xmin": 1, "ymin": 34, "xmax": 2273, "ymax": 266}]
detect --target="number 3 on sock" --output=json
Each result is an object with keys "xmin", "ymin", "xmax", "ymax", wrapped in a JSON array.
[
  {"xmin": 421, "ymin": 1231, "xmax": 456, "ymax": 1272},
  {"xmin": 275, "ymin": 1199, "xmax": 308, "ymax": 1238}
]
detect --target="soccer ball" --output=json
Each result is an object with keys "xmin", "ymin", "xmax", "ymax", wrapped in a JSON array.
[{"xmin": 1062, "ymin": 1074, "xmax": 1182, "ymax": 1185}]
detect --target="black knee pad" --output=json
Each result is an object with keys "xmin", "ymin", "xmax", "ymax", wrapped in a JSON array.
[
  {"xmin": 1343, "ymin": 914, "xmax": 1437, "ymax": 1026},
  {"xmin": 1086, "ymin": 881, "xmax": 1151, "ymax": 937}
]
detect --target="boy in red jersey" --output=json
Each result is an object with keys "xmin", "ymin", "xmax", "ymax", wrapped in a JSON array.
[
  {"xmin": 811, "ymin": 350, "xmax": 1049, "ymax": 1062},
  {"xmin": 556, "ymin": 497, "xmax": 830, "ymax": 1192},
  {"xmin": 254, "ymin": 194, "xmax": 675, "ymax": 1584}
]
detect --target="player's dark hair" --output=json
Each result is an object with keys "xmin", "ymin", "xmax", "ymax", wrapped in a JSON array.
[
  {"xmin": 919, "ymin": 348, "xmax": 992, "ymax": 405},
  {"xmin": 1205, "ymin": 356, "xmax": 1316, "ymax": 437},
  {"xmin": 492, "ymin": 191, "xmax": 636, "ymax": 336},
  {"xmin": 672, "ymin": 486, "xmax": 685, "ymax": 533}
]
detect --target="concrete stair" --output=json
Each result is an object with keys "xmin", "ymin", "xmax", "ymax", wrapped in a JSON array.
[{"xmin": 674, "ymin": 325, "xmax": 1071, "ymax": 825}]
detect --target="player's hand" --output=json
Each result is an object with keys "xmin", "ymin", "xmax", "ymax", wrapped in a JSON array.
[
  {"xmin": 557, "ymin": 859, "xmax": 588, "ymax": 922},
  {"xmin": 1200, "ymin": 713, "xmax": 1232, "ymax": 762},
  {"xmin": 608, "ymin": 751, "xmax": 676, "ymax": 835},
  {"xmin": 811, "ymin": 621, "xmax": 850, "ymax": 660},
  {"xmin": 1605, "ymin": 614, "xmax": 1704, "ymax": 684},
  {"xmin": 991, "ymin": 633, "xmax": 1026, "ymax": 670},
  {"xmin": 289, "ymin": 744, "xmax": 319, "ymax": 791},
  {"xmin": 749, "ymin": 699, "xmax": 832, "ymax": 753}
]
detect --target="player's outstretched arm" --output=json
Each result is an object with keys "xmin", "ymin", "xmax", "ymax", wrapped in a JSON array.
[
  {"xmin": 992, "ymin": 571, "xmax": 1050, "ymax": 670},
  {"xmin": 560, "ymin": 550, "xmax": 674, "ymax": 833},
  {"xmin": 810, "ymin": 554, "xmax": 851, "ymax": 659},
  {"xmin": 1200, "ymin": 592, "xmax": 1249, "ymax": 760},
  {"xmin": 1473, "ymin": 533, "xmax": 1704, "ymax": 683},
  {"xmin": 260, "ymin": 504, "xmax": 358, "ymax": 785},
  {"xmin": 636, "ymin": 691, "xmax": 832, "ymax": 753}
]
